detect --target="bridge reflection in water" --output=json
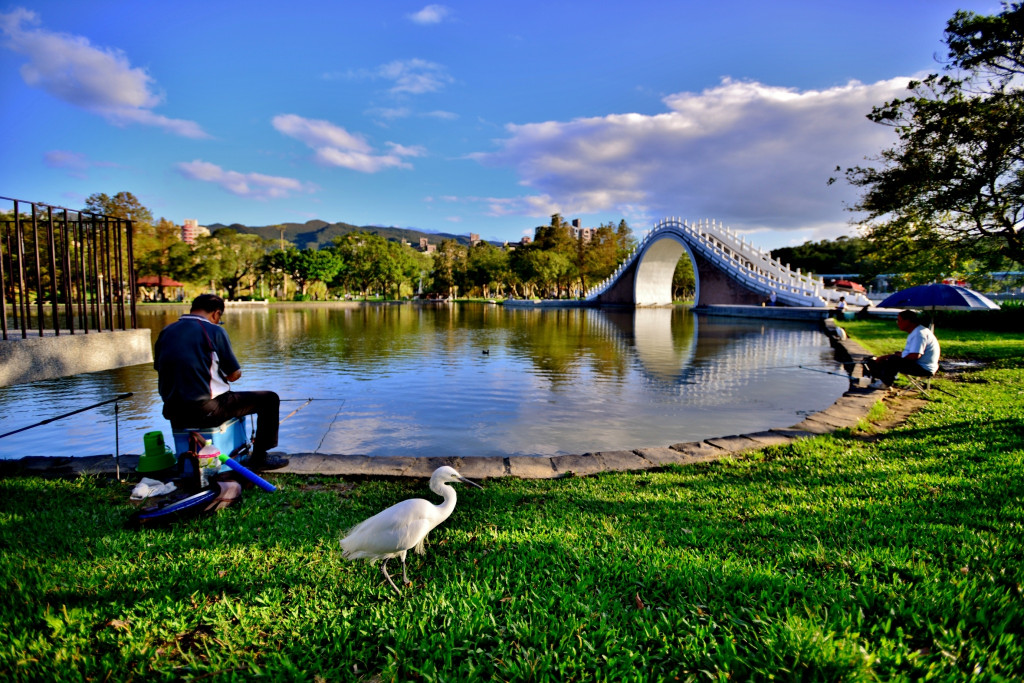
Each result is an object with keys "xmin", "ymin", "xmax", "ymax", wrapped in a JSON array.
[
  {"xmin": 0, "ymin": 305, "xmax": 846, "ymax": 459},
  {"xmin": 599, "ymin": 307, "xmax": 839, "ymax": 404}
]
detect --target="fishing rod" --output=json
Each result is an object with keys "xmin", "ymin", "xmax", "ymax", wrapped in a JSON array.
[
  {"xmin": 0, "ymin": 392, "xmax": 134, "ymax": 440},
  {"xmin": 760, "ymin": 361, "xmax": 869, "ymax": 371},
  {"xmin": 276, "ymin": 397, "xmax": 348, "ymax": 452},
  {"xmin": 798, "ymin": 365, "xmax": 956, "ymax": 397},
  {"xmin": 281, "ymin": 399, "xmax": 313, "ymax": 424},
  {"xmin": 278, "ymin": 397, "xmax": 347, "ymax": 423},
  {"xmin": 279, "ymin": 398, "xmax": 346, "ymax": 401},
  {"xmin": 797, "ymin": 365, "xmax": 858, "ymax": 379}
]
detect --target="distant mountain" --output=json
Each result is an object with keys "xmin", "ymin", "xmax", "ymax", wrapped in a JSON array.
[{"xmin": 205, "ymin": 220, "xmax": 489, "ymax": 250}]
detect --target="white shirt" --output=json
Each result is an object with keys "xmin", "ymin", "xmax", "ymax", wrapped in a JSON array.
[
  {"xmin": 903, "ymin": 325, "xmax": 940, "ymax": 374},
  {"xmin": 209, "ymin": 350, "xmax": 231, "ymax": 398}
]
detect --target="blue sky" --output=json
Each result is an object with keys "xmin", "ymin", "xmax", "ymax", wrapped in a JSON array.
[{"xmin": 0, "ymin": 0, "xmax": 1003, "ymax": 249}]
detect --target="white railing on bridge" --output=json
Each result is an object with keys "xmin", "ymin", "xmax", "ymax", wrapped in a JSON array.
[{"xmin": 584, "ymin": 217, "xmax": 871, "ymax": 307}]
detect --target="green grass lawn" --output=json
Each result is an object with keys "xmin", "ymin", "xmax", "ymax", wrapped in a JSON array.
[
  {"xmin": 839, "ymin": 318, "xmax": 1024, "ymax": 364},
  {"xmin": 1, "ymin": 331, "xmax": 1022, "ymax": 681}
]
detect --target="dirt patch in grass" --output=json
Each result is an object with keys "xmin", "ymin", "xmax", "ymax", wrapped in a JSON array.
[
  {"xmin": 854, "ymin": 392, "xmax": 928, "ymax": 441},
  {"xmin": 879, "ymin": 393, "xmax": 928, "ymax": 427},
  {"xmin": 295, "ymin": 481, "xmax": 355, "ymax": 495}
]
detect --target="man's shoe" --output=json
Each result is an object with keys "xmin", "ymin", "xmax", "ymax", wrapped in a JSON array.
[
  {"xmin": 248, "ymin": 454, "xmax": 289, "ymax": 471},
  {"xmin": 867, "ymin": 379, "xmax": 887, "ymax": 390}
]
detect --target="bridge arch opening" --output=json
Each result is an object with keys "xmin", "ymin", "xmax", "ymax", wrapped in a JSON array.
[{"xmin": 634, "ymin": 233, "xmax": 699, "ymax": 306}]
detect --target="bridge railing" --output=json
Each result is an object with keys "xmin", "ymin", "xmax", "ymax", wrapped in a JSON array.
[
  {"xmin": 687, "ymin": 220, "xmax": 822, "ymax": 303},
  {"xmin": 686, "ymin": 220, "xmax": 872, "ymax": 305},
  {"xmin": 585, "ymin": 217, "xmax": 865, "ymax": 305},
  {"xmin": 1, "ymin": 196, "xmax": 137, "ymax": 340}
]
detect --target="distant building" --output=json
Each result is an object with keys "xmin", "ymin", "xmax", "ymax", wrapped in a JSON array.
[
  {"xmin": 520, "ymin": 236, "xmax": 532, "ymax": 245},
  {"xmin": 532, "ymin": 219, "xmax": 594, "ymax": 244},
  {"xmin": 181, "ymin": 218, "xmax": 210, "ymax": 244},
  {"xmin": 571, "ymin": 218, "xmax": 594, "ymax": 243},
  {"xmin": 469, "ymin": 233, "xmax": 481, "ymax": 247},
  {"xmin": 419, "ymin": 237, "xmax": 436, "ymax": 254}
]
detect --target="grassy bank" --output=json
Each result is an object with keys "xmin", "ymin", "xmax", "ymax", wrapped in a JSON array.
[
  {"xmin": 839, "ymin": 318, "xmax": 1024, "ymax": 366},
  {"xmin": 1, "ymin": 332, "xmax": 1022, "ymax": 681}
]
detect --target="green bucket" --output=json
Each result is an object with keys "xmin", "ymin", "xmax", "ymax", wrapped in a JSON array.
[{"xmin": 138, "ymin": 431, "xmax": 176, "ymax": 473}]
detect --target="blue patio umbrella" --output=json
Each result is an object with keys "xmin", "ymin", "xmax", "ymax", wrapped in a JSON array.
[{"xmin": 877, "ymin": 283, "xmax": 1000, "ymax": 312}]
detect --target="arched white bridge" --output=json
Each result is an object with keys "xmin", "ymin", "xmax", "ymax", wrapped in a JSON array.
[{"xmin": 584, "ymin": 217, "xmax": 871, "ymax": 308}]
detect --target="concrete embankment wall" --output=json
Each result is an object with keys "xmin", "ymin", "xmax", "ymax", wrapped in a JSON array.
[{"xmin": 0, "ymin": 329, "xmax": 153, "ymax": 387}]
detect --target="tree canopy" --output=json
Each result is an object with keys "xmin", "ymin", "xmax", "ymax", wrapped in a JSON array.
[
  {"xmin": 78, "ymin": 190, "xmax": 642, "ymax": 301},
  {"xmin": 83, "ymin": 192, "xmax": 153, "ymax": 226},
  {"xmin": 770, "ymin": 236, "xmax": 875, "ymax": 277},
  {"xmin": 842, "ymin": 2, "xmax": 1024, "ymax": 271}
]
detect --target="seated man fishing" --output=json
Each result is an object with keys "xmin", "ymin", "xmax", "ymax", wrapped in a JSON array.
[
  {"xmin": 154, "ymin": 294, "xmax": 288, "ymax": 471},
  {"xmin": 865, "ymin": 309, "xmax": 940, "ymax": 389}
]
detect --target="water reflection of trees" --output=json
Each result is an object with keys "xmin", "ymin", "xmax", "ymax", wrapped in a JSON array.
[
  {"xmin": 180, "ymin": 304, "xmax": 641, "ymax": 384},
  {"xmin": 1, "ymin": 303, "xmax": 843, "ymax": 458},
  {"xmin": 500, "ymin": 308, "xmax": 630, "ymax": 384},
  {"xmin": 137, "ymin": 304, "xmax": 826, "ymax": 394},
  {"xmin": 137, "ymin": 305, "xmax": 826, "ymax": 393}
]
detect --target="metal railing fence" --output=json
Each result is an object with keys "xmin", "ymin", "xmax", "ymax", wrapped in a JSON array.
[{"xmin": 1, "ymin": 196, "xmax": 137, "ymax": 339}]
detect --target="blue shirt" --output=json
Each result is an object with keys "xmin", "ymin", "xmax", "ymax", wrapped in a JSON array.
[{"xmin": 154, "ymin": 314, "xmax": 241, "ymax": 405}]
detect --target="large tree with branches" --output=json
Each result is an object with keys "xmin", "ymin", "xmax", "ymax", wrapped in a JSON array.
[{"xmin": 842, "ymin": 2, "xmax": 1024, "ymax": 272}]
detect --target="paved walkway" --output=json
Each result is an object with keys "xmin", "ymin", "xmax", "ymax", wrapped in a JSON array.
[{"xmin": 2, "ymin": 321, "xmax": 887, "ymax": 481}]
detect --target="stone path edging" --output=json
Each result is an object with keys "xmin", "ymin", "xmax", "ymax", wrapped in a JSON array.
[{"xmin": 2, "ymin": 319, "xmax": 893, "ymax": 481}]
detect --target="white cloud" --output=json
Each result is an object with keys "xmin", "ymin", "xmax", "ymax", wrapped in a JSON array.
[
  {"xmin": 367, "ymin": 106, "xmax": 412, "ymax": 120},
  {"xmin": 475, "ymin": 77, "xmax": 913, "ymax": 236},
  {"xmin": 272, "ymin": 114, "xmax": 371, "ymax": 153},
  {"xmin": 176, "ymin": 160, "xmax": 315, "ymax": 200},
  {"xmin": 45, "ymin": 149, "xmax": 90, "ymax": 170},
  {"xmin": 408, "ymin": 5, "xmax": 451, "ymax": 25},
  {"xmin": 365, "ymin": 107, "xmax": 458, "ymax": 124},
  {"xmin": 377, "ymin": 58, "xmax": 453, "ymax": 95},
  {"xmin": 336, "ymin": 59, "xmax": 453, "ymax": 95},
  {"xmin": 44, "ymin": 149, "xmax": 117, "ymax": 178},
  {"xmin": 273, "ymin": 114, "xmax": 422, "ymax": 173},
  {"xmin": 423, "ymin": 110, "xmax": 458, "ymax": 120},
  {"xmin": 385, "ymin": 142, "xmax": 426, "ymax": 157},
  {"xmin": 0, "ymin": 8, "xmax": 208, "ymax": 138}
]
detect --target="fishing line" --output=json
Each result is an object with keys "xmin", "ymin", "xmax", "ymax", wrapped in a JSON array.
[
  {"xmin": 797, "ymin": 365, "xmax": 859, "ymax": 379},
  {"xmin": 315, "ymin": 400, "xmax": 347, "ymax": 454},
  {"xmin": 279, "ymin": 397, "xmax": 346, "ymax": 426},
  {"xmin": 759, "ymin": 362, "xmax": 865, "ymax": 371},
  {"xmin": 280, "ymin": 398, "xmax": 345, "ymax": 401}
]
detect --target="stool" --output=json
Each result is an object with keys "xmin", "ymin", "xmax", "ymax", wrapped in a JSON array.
[
  {"xmin": 900, "ymin": 373, "xmax": 933, "ymax": 395},
  {"xmin": 899, "ymin": 371, "xmax": 956, "ymax": 398}
]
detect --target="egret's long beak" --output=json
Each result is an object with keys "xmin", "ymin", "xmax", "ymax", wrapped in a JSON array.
[{"xmin": 458, "ymin": 476, "xmax": 483, "ymax": 489}]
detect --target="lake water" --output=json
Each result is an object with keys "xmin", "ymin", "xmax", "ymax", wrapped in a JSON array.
[{"xmin": 0, "ymin": 304, "xmax": 848, "ymax": 459}]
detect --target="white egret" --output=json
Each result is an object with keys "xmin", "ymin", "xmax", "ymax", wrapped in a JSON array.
[{"xmin": 340, "ymin": 466, "xmax": 482, "ymax": 594}]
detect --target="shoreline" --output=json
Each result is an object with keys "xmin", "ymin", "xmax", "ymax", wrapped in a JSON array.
[{"xmin": 0, "ymin": 321, "xmax": 889, "ymax": 480}]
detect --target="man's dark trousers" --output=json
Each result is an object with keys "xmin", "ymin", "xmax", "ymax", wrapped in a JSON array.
[
  {"xmin": 165, "ymin": 390, "xmax": 280, "ymax": 458},
  {"xmin": 865, "ymin": 357, "xmax": 933, "ymax": 387}
]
